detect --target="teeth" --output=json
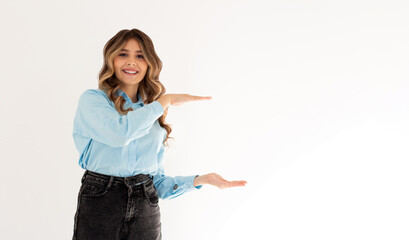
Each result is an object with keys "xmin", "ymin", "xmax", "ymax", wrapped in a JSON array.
[{"xmin": 123, "ymin": 70, "xmax": 137, "ymax": 74}]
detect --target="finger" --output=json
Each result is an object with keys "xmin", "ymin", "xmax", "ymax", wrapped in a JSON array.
[
  {"xmin": 193, "ymin": 96, "xmax": 212, "ymax": 101},
  {"xmin": 233, "ymin": 180, "xmax": 247, "ymax": 185},
  {"xmin": 224, "ymin": 179, "xmax": 246, "ymax": 184},
  {"xmin": 227, "ymin": 181, "xmax": 247, "ymax": 187}
]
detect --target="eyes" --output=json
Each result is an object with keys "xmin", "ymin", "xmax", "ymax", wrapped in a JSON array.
[{"xmin": 118, "ymin": 53, "xmax": 144, "ymax": 59}]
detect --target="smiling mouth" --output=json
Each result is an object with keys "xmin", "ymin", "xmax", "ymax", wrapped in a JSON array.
[{"xmin": 123, "ymin": 70, "xmax": 139, "ymax": 75}]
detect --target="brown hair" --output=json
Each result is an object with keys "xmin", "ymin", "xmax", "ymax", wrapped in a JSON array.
[{"xmin": 98, "ymin": 28, "xmax": 173, "ymax": 146}]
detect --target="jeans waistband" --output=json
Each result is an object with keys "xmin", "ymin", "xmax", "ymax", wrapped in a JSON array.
[{"xmin": 82, "ymin": 170, "xmax": 153, "ymax": 187}]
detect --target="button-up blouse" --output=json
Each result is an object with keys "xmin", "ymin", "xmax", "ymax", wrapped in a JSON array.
[{"xmin": 72, "ymin": 88, "xmax": 202, "ymax": 199}]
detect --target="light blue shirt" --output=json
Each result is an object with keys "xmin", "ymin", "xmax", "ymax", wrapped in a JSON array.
[{"xmin": 72, "ymin": 88, "xmax": 202, "ymax": 199}]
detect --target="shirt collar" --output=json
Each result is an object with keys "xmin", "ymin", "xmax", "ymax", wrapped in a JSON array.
[{"xmin": 116, "ymin": 88, "xmax": 144, "ymax": 106}]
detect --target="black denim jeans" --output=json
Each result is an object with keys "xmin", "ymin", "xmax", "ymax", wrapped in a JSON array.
[{"xmin": 72, "ymin": 170, "xmax": 162, "ymax": 240}]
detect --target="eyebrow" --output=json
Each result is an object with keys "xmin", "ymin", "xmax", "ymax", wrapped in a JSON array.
[{"xmin": 120, "ymin": 49, "xmax": 142, "ymax": 53}]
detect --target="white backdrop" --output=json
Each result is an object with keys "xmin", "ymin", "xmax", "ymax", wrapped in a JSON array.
[{"xmin": 1, "ymin": 0, "xmax": 408, "ymax": 239}]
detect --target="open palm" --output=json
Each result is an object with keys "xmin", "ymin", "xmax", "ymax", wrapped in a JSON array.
[{"xmin": 206, "ymin": 173, "xmax": 247, "ymax": 189}]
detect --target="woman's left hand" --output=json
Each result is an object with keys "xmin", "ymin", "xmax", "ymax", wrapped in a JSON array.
[{"xmin": 194, "ymin": 173, "xmax": 247, "ymax": 189}]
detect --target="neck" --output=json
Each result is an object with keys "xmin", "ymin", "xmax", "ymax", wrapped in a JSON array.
[{"xmin": 120, "ymin": 85, "xmax": 139, "ymax": 103}]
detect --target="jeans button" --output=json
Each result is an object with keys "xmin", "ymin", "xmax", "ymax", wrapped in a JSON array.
[{"xmin": 173, "ymin": 184, "xmax": 178, "ymax": 190}]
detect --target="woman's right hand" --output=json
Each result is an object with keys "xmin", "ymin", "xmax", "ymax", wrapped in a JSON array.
[
  {"xmin": 194, "ymin": 173, "xmax": 247, "ymax": 189},
  {"xmin": 157, "ymin": 94, "xmax": 212, "ymax": 109}
]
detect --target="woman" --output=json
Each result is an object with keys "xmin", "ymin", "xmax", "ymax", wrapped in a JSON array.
[{"xmin": 72, "ymin": 28, "xmax": 247, "ymax": 240}]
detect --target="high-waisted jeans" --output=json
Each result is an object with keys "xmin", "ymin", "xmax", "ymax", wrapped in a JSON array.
[{"xmin": 72, "ymin": 170, "xmax": 162, "ymax": 240}]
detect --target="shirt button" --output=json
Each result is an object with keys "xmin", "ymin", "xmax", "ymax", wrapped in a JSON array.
[{"xmin": 173, "ymin": 184, "xmax": 178, "ymax": 190}]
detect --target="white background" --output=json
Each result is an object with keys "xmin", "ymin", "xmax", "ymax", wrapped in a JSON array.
[{"xmin": 1, "ymin": 0, "xmax": 408, "ymax": 239}]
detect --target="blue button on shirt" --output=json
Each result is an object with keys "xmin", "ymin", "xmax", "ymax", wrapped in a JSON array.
[{"xmin": 72, "ymin": 88, "xmax": 202, "ymax": 199}]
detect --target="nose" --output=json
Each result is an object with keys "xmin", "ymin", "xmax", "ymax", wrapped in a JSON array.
[{"xmin": 127, "ymin": 62, "xmax": 136, "ymax": 66}]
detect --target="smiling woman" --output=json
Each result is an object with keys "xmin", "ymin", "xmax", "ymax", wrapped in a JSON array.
[{"xmin": 71, "ymin": 28, "xmax": 247, "ymax": 240}]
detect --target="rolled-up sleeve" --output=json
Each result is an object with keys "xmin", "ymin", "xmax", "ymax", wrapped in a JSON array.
[
  {"xmin": 152, "ymin": 144, "xmax": 203, "ymax": 200},
  {"xmin": 73, "ymin": 89, "xmax": 164, "ymax": 148}
]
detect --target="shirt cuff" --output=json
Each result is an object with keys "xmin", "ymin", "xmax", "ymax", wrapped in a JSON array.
[
  {"xmin": 177, "ymin": 175, "xmax": 203, "ymax": 191},
  {"xmin": 150, "ymin": 101, "xmax": 165, "ymax": 117}
]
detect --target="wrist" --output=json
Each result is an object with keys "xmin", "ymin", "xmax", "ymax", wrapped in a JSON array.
[
  {"xmin": 193, "ymin": 175, "xmax": 206, "ymax": 187},
  {"xmin": 157, "ymin": 94, "xmax": 171, "ymax": 110}
]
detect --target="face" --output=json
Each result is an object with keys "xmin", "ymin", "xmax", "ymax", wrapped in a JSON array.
[{"xmin": 113, "ymin": 39, "xmax": 148, "ymax": 87}]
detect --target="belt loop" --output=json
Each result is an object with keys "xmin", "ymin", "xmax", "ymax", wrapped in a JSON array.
[
  {"xmin": 81, "ymin": 170, "xmax": 88, "ymax": 183},
  {"xmin": 142, "ymin": 182, "xmax": 147, "ymax": 197},
  {"xmin": 106, "ymin": 176, "xmax": 115, "ymax": 190}
]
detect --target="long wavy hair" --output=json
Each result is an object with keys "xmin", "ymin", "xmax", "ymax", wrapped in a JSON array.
[{"xmin": 98, "ymin": 28, "xmax": 173, "ymax": 146}]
